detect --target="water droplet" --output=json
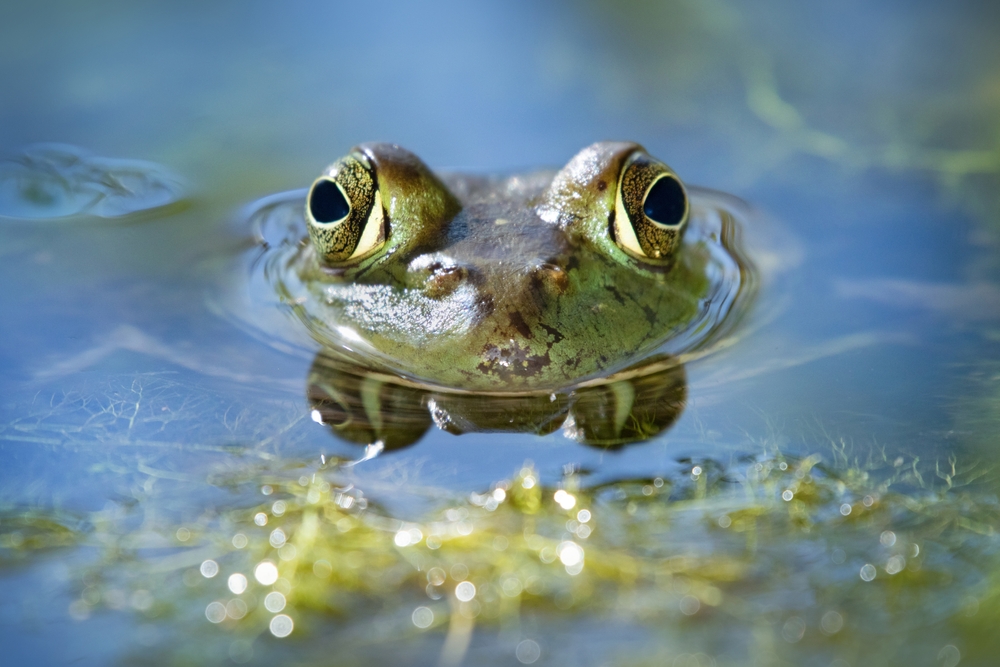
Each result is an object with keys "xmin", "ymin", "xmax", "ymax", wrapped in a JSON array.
[
  {"xmin": 226, "ymin": 598, "xmax": 247, "ymax": 620},
  {"xmin": 269, "ymin": 614, "xmax": 294, "ymax": 638},
  {"xmin": 412, "ymin": 606, "xmax": 434, "ymax": 629},
  {"xmin": 205, "ymin": 601, "xmax": 227, "ymax": 623},
  {"xmin": 679, "ymin": 595, "xmax": 701, "ymax": 615},
  {"xmin": 885, "ymin": 554, "xmax": 906, "ymax": 575},
  {"xmin": 782, "ymin": 616, "xmax": 806, "ymax": 643},
  {"xmin": 254, "ymin": 561, "xmax": 279, "ymax": 586},
  {"xmin": 427, "ymin": 567, "xmax": 447, "ymax": 586},
  {"xmin": 938, "ymin": 644, "xmax": 960, "ymax": 667},
  {"xmin": 455, "ymin": 581, "xmax": 476, "ymax": 602},
  {"xmin": 557, "ymin": 541, "xmax": 584, "ymax": 568},
  {"xmin": 515, "ymin": 639, "xmax": 541, "ymax": 664},
  {"xmin": 820, "ymin": 610, "xmax": 844, "ymax": 635},
  {"xmin": 264, "ymin": 591, "xmax": 286, "ymax": 613},
  {"xmin": 269, "ymin": 528, "xmax": 287, "ymax": 548},
  {"xmin": 228, "ymin": 573, "xmax": 248, "ymax": 594}
]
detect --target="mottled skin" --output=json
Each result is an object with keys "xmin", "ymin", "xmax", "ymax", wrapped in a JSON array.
[{"xmin": 297, "ymin": 142, "xmax": 709, "ymax": 392}]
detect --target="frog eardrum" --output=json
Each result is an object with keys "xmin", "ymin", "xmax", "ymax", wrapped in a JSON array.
[
  {"xmin": 613, "ymin": 152, "xmax": 689, "ymax": 261},
  {"xmin": 305, "ymin": 152, "xmax": 386, "ymax": 263}
]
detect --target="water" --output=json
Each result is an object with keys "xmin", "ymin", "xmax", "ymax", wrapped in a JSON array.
[{"xmin": 2, "ymin": 1, "xmax": 1000, "ymax": 665}]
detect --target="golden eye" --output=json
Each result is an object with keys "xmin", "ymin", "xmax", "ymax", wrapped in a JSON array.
[
  {"xmin": 305, "ymin": 154, "xmax": 385, "ymax": 264},
  {"xmin": 613, "ymin": 152, "xmax": 689, "ymax": 261}
]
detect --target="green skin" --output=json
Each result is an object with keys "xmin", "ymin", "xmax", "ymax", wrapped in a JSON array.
[{"xmin": 296, "ymin": 142, "xmax": 710, "ymax": 392}]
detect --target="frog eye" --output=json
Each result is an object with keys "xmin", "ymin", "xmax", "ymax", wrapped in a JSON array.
[
  {"xmin": 306, "ymin": 154, "xmax": 386, "ymax": 264},
  {"xmin": 613, "ymin": 153, "xmax": 689, "ymax": 261}
]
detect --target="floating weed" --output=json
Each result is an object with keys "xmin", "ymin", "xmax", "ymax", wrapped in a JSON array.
[{"xmin": 3, "ymin": 447, "xmax": 1000, "ymax": 665}]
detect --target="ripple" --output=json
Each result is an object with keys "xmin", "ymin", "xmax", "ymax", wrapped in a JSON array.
[
  {"xmin": 0, "ymin": 144, "xmax": 186, "ymax": 220},
  {"xmin": 239, "ymin": 184, "xmax": 756, "ymax": 392}
]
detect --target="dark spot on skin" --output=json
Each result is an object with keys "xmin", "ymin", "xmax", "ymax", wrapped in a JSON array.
[
  {"xmin": 476, "ymin": 340, "xmax": 551, "ymax": 380},
  {"xmin": 476, "ymin": 293, "xmax": 496, "ymax": 319},
  {"xmin": 538, "ymin": 322, "xmax": 565, "ymax": 344},
  {"xmin": 508, "ymin": 310, "xmax": 533, "ymax": 340},
  {"xmin": 604, "ymin": 284, "xmax": 628, "ymax": 307},
  {"xmin": 597, "ymin": 180, "xmax": 607, "ymax": 191}
]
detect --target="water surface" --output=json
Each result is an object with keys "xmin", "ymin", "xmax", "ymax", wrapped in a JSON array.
[{"xmin": 2, "ymin": 1, "xmax": 1000, "ymax": 666}]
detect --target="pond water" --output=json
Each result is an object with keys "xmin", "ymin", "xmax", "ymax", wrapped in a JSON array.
[{"xmin": 2, "ymin": 1, "xmax": 1000, "ymax": 666}]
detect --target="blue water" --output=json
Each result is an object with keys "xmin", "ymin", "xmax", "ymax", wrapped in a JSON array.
[{"xmin": 2, "ymin": 1, "xmax": 999, "ymax": 665}]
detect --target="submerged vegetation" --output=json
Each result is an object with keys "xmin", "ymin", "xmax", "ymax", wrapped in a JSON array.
[{"xmin": 3, "ymin": 421, "xmax": 999, "ymax": 665}]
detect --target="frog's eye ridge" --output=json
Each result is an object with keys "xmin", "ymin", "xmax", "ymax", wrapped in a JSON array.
[
  {"xmin": 309, "ymin": 179, "xmax": 350, "ymax": 223},
  {"xmin": 613, "ymin": 152, "xmax": 689, "ymax": 261},
  {"xmin": 306, "ymin": 154, "xmax": 386, "ymax": 264}
]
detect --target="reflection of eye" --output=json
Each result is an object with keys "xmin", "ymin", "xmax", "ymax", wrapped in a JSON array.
[
  {"xmin": 305, "ymin": 154, "xmax": 386, "ymax": 264},
  {"xmin": 614, "ymin": 153, "xmax": 689, "ymax": 261}
]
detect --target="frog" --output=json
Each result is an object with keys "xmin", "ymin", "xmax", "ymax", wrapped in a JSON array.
[{"xmin": 275, "ymin": 141, "xmax": 742, "ymax": 393}]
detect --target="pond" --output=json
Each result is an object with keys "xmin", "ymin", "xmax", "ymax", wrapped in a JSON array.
[{"xmin": 2, "ymin": 1, "xmax": 1000, "ymax": 665}]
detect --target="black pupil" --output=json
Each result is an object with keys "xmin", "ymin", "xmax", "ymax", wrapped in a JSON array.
[
  {"xmin": 642, "ymin": 176, "xmax": 685, "ymax": 226},
  {"xmin": 310, "ymin": 179, "xmax": 350, "ymax": 223}
]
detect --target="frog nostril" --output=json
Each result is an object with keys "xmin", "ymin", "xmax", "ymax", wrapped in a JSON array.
[
  {"xmin": 425, "ymin": 265, "xmax": 467, "ymax": 299},
  {"xmin": 533, "ymin": 262, "xmax": 569, "ymax": 294}
]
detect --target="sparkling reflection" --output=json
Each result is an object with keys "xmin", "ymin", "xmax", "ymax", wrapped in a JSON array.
[
  {"xmin": 412, "ymin": 606, "xmax": 434, "ymax": 629},
  {"xmin": 264, "ymin": 591, "xmax": 286, "ymax": 613},
  {"xmin": 199, "ymin": 560, "xmax": 219, "ymax": 578},
  {"xmin": 227, "ymin": 573, "xmax": 248, "ymax": 595},
  {"xmin": 254, "ymin": 561, "xmax": 279, "ymax": 585},
  {"xmin": 455, "ymin": 581, "xmax": 476, "ymax": 602},
  {"xmin": 269, "ymin": 614, "xmax": 294, "ymax": 638},
  {"xmin": 205, "ymin": 601, "xmax": 227, "ymax": 624}
]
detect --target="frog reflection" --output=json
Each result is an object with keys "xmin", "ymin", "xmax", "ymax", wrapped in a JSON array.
[{"xmin": 305, "ymin": 349, "xmax": 687, "ymax": 451}]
